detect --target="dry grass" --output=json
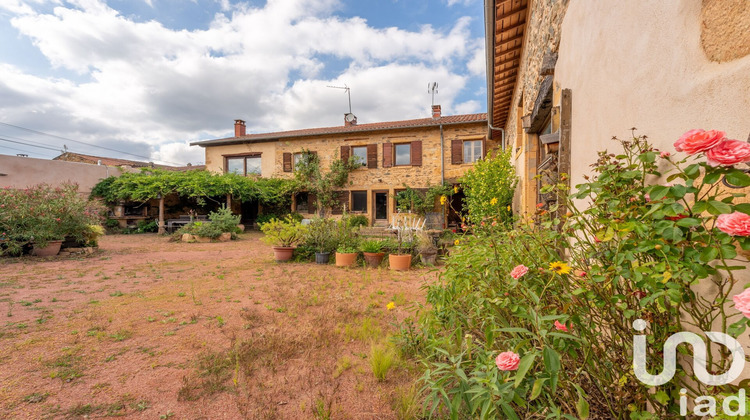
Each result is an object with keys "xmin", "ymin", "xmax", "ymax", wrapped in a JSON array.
[{"xmin": 0, "ymin": 232, "xmax": 432, "ymax": 418}]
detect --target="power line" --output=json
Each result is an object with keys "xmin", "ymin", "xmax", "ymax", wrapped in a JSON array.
[
  {"xmin": 0, "ymin": 121, "xmax": 184, "ymax": 166},
  {"xmin": 0, "ymin": 137, "xmax": 65, "ymax": 153},
  {"xmin": 0, "ymin": 144, "xmax": 56, "ymax": 157}
]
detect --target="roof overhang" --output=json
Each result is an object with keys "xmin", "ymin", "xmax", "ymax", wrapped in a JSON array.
[{"xmin": 485, "ymin": 0, "xmax": 528, "ymax": 139}]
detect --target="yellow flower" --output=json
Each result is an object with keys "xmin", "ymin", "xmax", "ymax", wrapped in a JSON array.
[
  {"xmin": 454, "ymin": 239, "xmax": 460, "ymax": 246},
  {"xmin": 453, "ymin": 186, "xmax": 459, "ymax": 194},
  {"xmin": 490, "ymin": 197, "xmax": 498, "ymax": 206},
  {"xmin": 386, "ymin": 301, "xmax": 395, "ymax": 311},
  {"xmin": 440, "ymin": 195, "xmax": 447, "ymax": 205},
  {"xmin": 549, "ymin": 261, "xmax": 572, "ymax": 275},
  {"xmin": 507, "ymin": 205, "xmax": 511, "ymax": 212}
]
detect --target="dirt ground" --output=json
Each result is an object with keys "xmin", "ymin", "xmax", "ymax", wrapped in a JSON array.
[{"xmin": 0, "ymin": 233, "xmax": 435, "ymax": 419}]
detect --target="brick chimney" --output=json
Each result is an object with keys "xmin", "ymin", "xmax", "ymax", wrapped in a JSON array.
[
  {"xmin": 344, "ymin": 114, "xmax": 357, "ymax": 127},
  {"xmin": 234, "ymin": 119, "xmax": 246, "ymax": 137},
  {"xmin": 432, "ymin": 105, "xmax": 441, "ymax": 119}
]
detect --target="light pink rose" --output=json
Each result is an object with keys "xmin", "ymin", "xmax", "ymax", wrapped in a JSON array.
[
  {"xmin": 733, "ymin": 289, "xmax": 750, "ymax": 319},
  {"xmin": 674, "ymin": 129, "xmax": 725, "ymax": 155},
  {"xmin": 660, "ymin": 151, "xmax": 671, "ymax": 158},
  {"xmin": 554, "ymin": 320, "xmax": 569, "ymax": 332},
  {"xmin": 510, "ymin": 264, "xmax": 529, "ymax": 280},
  {"xmin": 495, "ymin": 351, "xmax": 520, "ymax": 371},
  {"xmin": 705, "ymin": 139, "xmax": 750, "ymax": 167},
  {"xmin": 716, "ymin": 212, "xmax": 750, "ymax": 236}
]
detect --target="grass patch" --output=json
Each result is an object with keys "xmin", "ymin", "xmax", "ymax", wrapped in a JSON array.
[
  {"xmin": 343, "ymin": 317, "xmax": 382, "ymax": 342},
  {"xmin": 177, "ymin": 349, "xmax": 235, "ymax": 401},
  {"xmin": 333, "ymin": 356, "xmax": 352, "ymax": 378},
  {"xmin": 369, "ymin": 342, "xmax": 396, "ymax": 381},
  {"xmin": 47, "ymin": 348, "xmax": 84, "ymax": 382}
]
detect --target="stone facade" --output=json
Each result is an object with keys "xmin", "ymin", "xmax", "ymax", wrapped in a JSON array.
[
  {"xmin": 200, "ymin": 116, "xmax": 493, "ymax": 225},
  {"xmin": 503, "ymin": 0, "xmax": 569, "ymax": 215}
]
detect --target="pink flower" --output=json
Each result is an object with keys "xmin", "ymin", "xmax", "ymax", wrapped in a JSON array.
[
  {"xmin": 660, "ymin": 151, "xmax": 671, "ymax": 158},
  {"xmin": 510, "ymin": 264, "xmax": 529, "ymax": 279},
  {"xmin": 716, "ymin": 212, "xmax": 750, "ymax": 236},
  {"xmin": 733, "ymin": 289, "xmax": 750, "ymax": 319},
  {"xmin": 705, "ymin": 139, "xmax": 750, "ymax": 167},
  {"xmin": 554, "ymin": 320, "xmax": 569, "ymax": 332},
  {"xmin": 495, "ymin": 351, "xmax": 520, "ymax": 371},
  {"xmin": 674, "ymin": 129, "xmax": 725, "ymax": 155}
]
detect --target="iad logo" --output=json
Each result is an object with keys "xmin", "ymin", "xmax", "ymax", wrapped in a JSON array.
[{"xmin": 632, "ymin": 319, "xmax": 747, "ymax": 416}]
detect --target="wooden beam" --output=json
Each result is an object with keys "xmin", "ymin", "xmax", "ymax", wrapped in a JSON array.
[
  {"xmin": 494, "ymin": 33, "xmax": 525, "ymax": 53},
  {"xmin": 495, "ymin": 0, "xmax": 527, "ymax": 21},
  {"xmin": 494, "ymin": 51, "xmax": 521, "ymax": 68},
  {"xmin": 497, "ymin": 17, "xmax": 527, "ymax": 34}
]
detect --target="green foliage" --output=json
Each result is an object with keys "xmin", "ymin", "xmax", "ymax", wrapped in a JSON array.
[
  {"xmin": 90, "ymin": 169, "xmax": 297, "ymax": 209},
  {"xmin": 294, "ymin": 149, "xmax": 357, "ymax": 216},
  {"xmin": 369, "ymin": 342, "xmax": 396, "ymax": 381},
  {"xmin": 459, "ymin": 148, "xmax": 516, "ymax": 225},
  {"xmin": 0, "ymin": 184, "xmax": 105, "ymax": 254},
  {"xmin": 332, "ymin": 218, "xmax": 359, "ymax": 253},
  {"xmin": 260, "ymin": 215, "xmax": 308, "ymax": 247},
  {"xmin": 346, "ymin": 214, "xmax": 369, "ymax": 229},
  {"xmin": 176, "ymin": 207, "xmax": 241, "ymax": 239},
  {"xmin": 404, "ymin": 134, "xmax": 750, "ymax": 419},
  {"xmin": 394, "ymin": 183, "xmax": 452, "ymax": 215},
  {"xmin": 359, "ymin": 239, "xmax": 384, "ymax": 253},
  {"xmin": 304, "ymin": 218, "xmax": 338, "ymax": 253}
]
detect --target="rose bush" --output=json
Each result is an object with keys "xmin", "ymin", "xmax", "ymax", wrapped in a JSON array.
[{"xmin": 401, "ymin": 130, "xmax": 750, "ymax": 418}]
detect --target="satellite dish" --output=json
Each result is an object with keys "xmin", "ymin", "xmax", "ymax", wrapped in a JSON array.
[{"xmin": 345, "ymin": 113, "xmax": 357, "ymax": 122}]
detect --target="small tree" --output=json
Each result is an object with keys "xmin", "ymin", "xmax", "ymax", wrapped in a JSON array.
[
  {"xmin": 460, "ymin": 148, "xmax": 517, "ymax": 225},
  {"xmin": 294, "ymin": 149, "xmax": 357, "ymax": 217}
]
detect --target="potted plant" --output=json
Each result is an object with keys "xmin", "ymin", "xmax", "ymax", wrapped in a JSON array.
[
  {"xmin": 388, "ymin": 236, "xmax": 414, "ymax": 271},
  {"xmin": 260, "ymin": 215, "xmax": 308, "ymax": 262},
  {"xmin": 360, "ymin": 239, "xmax": 385, "ymax": 268},
  {"xmin": 334, "ymin": 220, "xmax": 359, "ymax": 267},
  {"xmin": 416, "ymin": 231, "xmax": 438, "ymax": 266},
  {"xmin": 305, "ymin": 218, "xmax": 337, "ymax": 264}
]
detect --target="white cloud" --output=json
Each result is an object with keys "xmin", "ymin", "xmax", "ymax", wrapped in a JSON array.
[
  {"xmin": 0, "ymin": 0, "xmax": 484, "ymax": 164},
  {"xmin": 446, "ymin": 0, "xmax": 476, "ymax": 6}
]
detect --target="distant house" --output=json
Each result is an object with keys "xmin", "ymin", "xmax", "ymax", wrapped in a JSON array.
[
  {"xmin": 192, "ymin": 106, "xmax": 494, "ymax": 226},
  {"xmin": 484, "ymin": 0, "xmax": 750, "ymax": 214},
  {"xmin": 53, "ymin": 152, "xmax": 205, "ymax": 172}
]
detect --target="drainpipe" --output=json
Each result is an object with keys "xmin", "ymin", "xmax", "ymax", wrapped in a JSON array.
[
  {"xmin": 440, "ymin": 123, "xmax": 446, "ymax": 228},
  {"xmin": 484, "ymin": 0, "xmax": 507, "ymax": 150},
  {"xmin": 488, "ymin": 123, "xmax": 506, "ymax": 150}
]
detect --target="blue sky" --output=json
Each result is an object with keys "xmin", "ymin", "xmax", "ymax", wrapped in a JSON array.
[{"xmin": 0, "ymin": 0, "xmax": 487, "ymax": 165}]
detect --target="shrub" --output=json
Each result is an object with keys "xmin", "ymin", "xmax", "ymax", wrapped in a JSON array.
[
  {"xmin": 346, "ymin": 214, "xmax": 369, "ymax": 229},
  {"xmin": 260, "ymin": 215, "xmax": 307, "ymax": 247},
  {"xmin": 359, "ymin": 239, "xmax": 384, "ymax": 253},
  {"xmin": 304, "ymin": 218, "xmax": 338, "ymax": 253},
  {"xmin": 459, "ymin": 148, "xmax": 516, "ymax": 226},
  {"xmin": 0, "ymin": 184, "xmax": 105, "ymax": 255},
  {"xmin": 405, "ymin": 132, "xmax": 750, "ymax": 419},
  {"xmin": 207, "ymin": 207, "xmax": 241, "ymax": 236}
]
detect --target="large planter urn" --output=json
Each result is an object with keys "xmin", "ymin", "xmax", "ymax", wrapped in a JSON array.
[
  {"xmin": 363, "ymin": 252, "xmax": 385, "ymax": 268},
  {"xmin": 31, "ymin": 240, "xmax": 64, "ymax": 257},
  {"xmin": 388, "ymin": 254, "xmax": 412, "ymax": 271},
  {"xmin": 272, "ymin": 246, "xmax": 295, "ymax": 262},
  {"xmin": 420, "ymin": 250, "xmax": 438, "ymax": 266},
  {"xmin": 335, "ymin": 252, "xmax": 358, "ymax": 267}
]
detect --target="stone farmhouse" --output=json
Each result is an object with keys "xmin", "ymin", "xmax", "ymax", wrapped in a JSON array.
[{"xmin": 192, "ymin": 106, "xmax": 496, "ymax": 226}]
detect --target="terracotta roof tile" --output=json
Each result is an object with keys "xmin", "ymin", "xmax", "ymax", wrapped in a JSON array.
[
  {"xmin": 192, "ymin": 113, "xmax": 487, "ymax": 147},
  {"xmin": 53, "ymin": 152, "xmax": 203, "ymax": 171}
]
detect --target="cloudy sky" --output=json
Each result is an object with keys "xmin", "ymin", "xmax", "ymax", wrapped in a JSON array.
[{"xmin": 0, "ymin": 0, "xmax": 487, "ymax": 165}]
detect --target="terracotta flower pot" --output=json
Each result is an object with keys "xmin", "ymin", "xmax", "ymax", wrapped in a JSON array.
[
  {"xmin": 363, "ymin": 252, "xmax": 385, "ymax": 268},
  {"xmin": 335, "ymin": 252, "xmax": 358, "ymax": 267},
  {"xmin": 272, "ymin": 246, "xmax": 295, "ymax": 262},
  {"xmin": 31, "ymin": 240, "xmax": 63, "ymax": 257},
  {"xmin": 389, "ymin": 254, "xmax": 412, "ymax": 271}
]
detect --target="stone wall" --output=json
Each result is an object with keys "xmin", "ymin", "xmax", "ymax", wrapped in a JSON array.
[
  {"xmin": 700, "ymin": 0, "xmax": 750, "ymax": 62},
  {"xmin": 201, "ymin": 121, "xmax": 495, "ymax": 224}
]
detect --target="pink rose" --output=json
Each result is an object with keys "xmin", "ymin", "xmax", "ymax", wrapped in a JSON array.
[
  {"xmin": 674, "ymin": 129, "xmax": 725, "ymax": 155},
  {"xmin": 705, "ymin": 139, "xmax": 750, "ymax": 167},
  {"xmin": 554, "ymin": 320, "xmax": 569, "ymax": 332},
  {"xmin": 716, "ymin": 212, "xmax": 750, "ymax": 236},
  {"xmin": 660, "ymin": 151, "xmax": 671, "ymax": 158},
  {"xmin": 733, "ymin": 289, "xmax": 750, "ymax": 319},
  {"xmin": 495, "ymin": 351, "xmax": 520, "ymax": 371},
  {"xmin": 510, "ymin": 264, "xmax": 529, "ymax": 280}
]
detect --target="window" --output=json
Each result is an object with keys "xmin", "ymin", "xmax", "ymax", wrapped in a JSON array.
[
  {"xmin": 293, "ymin": 153, "xmax": 304, "ymax": 168},
  {"xmin": 463, "ymin": 140, "xmax": 483, "ymax": 164},
  {"xmin": 225, "ymin": 155, "xmax": 261, "ymax": 175},
  {"xmin": 295, "ymin": 192, "xmax": 309, "ymax": 213},
  {"xmin": 394, "ymin": 143, "xmax": 411, "ymax": 166},
  {"xmin": 351, "ymin": 146, "xmax": 367, "ymax": 167},
  {"xmin": 351, "ymin": 191, "xmax": 367, "ymax": 212}
]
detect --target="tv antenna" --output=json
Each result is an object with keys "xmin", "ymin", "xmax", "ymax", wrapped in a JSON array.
[
  {"xmin": 428, "ymin": 82, "xmax": 438, "ymax": 105},
  {"xmin": 327, "ymin": 84, "xmax": 352, "ymax": 114}
]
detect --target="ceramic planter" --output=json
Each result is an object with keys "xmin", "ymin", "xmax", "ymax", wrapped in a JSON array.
[
  {"xmin": 363, "ymin": 252, "xmax": 385, "ymax": 268},
  {"xmin": 389, "ymin": 254, "xmax": 412, "ymax": 271},
  {"xmin": 31, "ymin": 240, "xmax": 63, "ymax": 257},
  {"xmin": 315, "ymin": 252, "xmax": 330, "ymax": 264},
  {"xmin": 420, "ymin": 251, "xmax": 438, "ymax": 266},
  {"xmin": 335, "ymin": 252, "xmax": 358, "ymax": 267},
  {"xmin": 272, "ymin": 246, "xmax": 295, "ymax": 262}
]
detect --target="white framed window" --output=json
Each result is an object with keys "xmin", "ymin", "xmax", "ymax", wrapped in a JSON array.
[{"xmin": 463, "ymin": 140, "xmax": 483, "ymax": 164}]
